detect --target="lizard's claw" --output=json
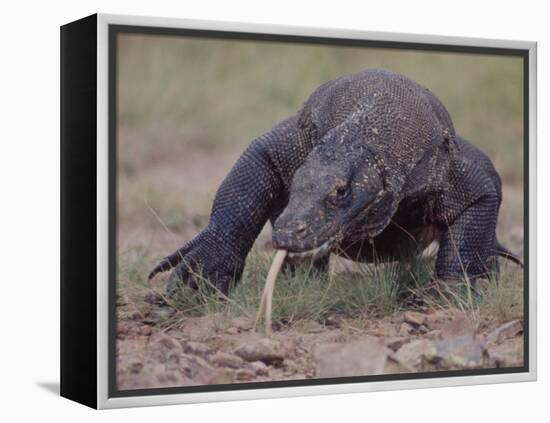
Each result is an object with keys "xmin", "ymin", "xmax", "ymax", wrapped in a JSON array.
[
  {"xmin": 148, "ymin": 227, "xmax": 243, "ymax": 297},
  {"xmin": 148, "ymin": 243, "xmax": 192, "ymax": 281}
]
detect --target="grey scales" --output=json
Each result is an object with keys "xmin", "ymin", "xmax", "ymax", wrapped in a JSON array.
[{"xmin": 148, "ymin": 69, "xmax": 523, "ymax": 296}]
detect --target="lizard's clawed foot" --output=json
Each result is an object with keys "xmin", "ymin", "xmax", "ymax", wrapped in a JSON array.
[{"xmin": 148, "ymin": 227, "xmax": 244, "ymax": 297}]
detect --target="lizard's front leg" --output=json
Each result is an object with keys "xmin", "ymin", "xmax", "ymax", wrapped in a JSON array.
[{"xmin": 149, "ymin": 116, "xmax": 314, "ymax": 295}]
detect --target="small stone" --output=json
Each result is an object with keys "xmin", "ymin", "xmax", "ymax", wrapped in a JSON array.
[
  {"xmin": 436, "ymin": 335, "xmax": 484, "ymax": 369},
  {"xmin": 127, "ymin": 356, "xmax": 143, "ymax": 374},
  {"xmin": 206, "ymin": 369, "xmax": 235, "ymax": 385},
  {"xmin": 402, "ymin": 311, "xmax": 427, "ymax": 327},
  {"xmin": 417, "ymin": 324, "xmax": 429, "ymax": 334},
  {"xmin": 147, "ymin": 334, "xmax": 183, "ymax": 364},
  {"xmin": 210, "ymin": 352, "xmax": 245, "ymax": 369},
  {"xmin": 440, "ymin": 311, "xmax": 475, "ymax": 338},
  {"xmin": 398, "ymin": 322, "xmax": 414, "ymax": 336},
  {"xmin": 180, "ymin": 316, "xmax": 217, "ymax": 339},
  {"xmin": 139, "ymin": 325, "xmax": 152, "ymax": 336},
  {"xmin": 129, "ymin": 311, "xmax": 143, "ymax": 321},
  {"xmin": 293, "ymin": 320, "xmax": 323, "ymax": 334},
  {"xmin": 425, "ymin": 329, "xmax": 442, "ymax": 340},
  {"xmin": 236, "ymin": 368, "xmax": 257, "ymax": 381},
  {"xmin": 487, "ymin": 336, "xmax": 524, "ymax": 367},
  {"xmin": 384, "ymin": 355, "xmax": 413, "ymax": 374},
  {"xmin": 385, "ymin": 337, "xmax": 410, "ymax": 351},
  {"xmin": 177, "ymin": 354, "xmax": 217, "ymax": 384},
  {"xmin": 249, "ymin": 361, "xmax": 269, "ymax": 376},
  {"xmin": 117, "ymin": 322, "xmax": 131, "ymax": 339},
  {"xmin": 231, "ymin": 317, "xmax": 252, "ymax": 331},
  {"xmin": 188, "ymin": 354, "xmax": 214, "ymax": 371},
  {"xmin": 305, "ymin": 324, "xmax": 325, "ymax": 334},
  {"xmin": 234, "ymin": 338, "xmax": 286, "ymax": 364},
  {"xmin": 315, "ymin": 338, "xmax": 390, "ymax": 377},
  {"xmin": 145, "ymin": 307, "xmax": 176, "ymax": 324},
  {"xmin": 486, "ymin": 320, "xmax": 523, "ymax": 345},
  {"xmin": 368, "ymin": 329, "xmax": 385, "ymax": 337},
  {"xmin": 394, "ymin": 339, "xmax": 437, "ymax": 369},
  {"xmin": 117, "ymin": 321, "xmax": 153, "ymax": 338},
  {"xmin": 184, "ymin": 341, "xmax": 211, "ymax": 357},
  {"xmin": 143, "ymin": 290, "xmax": 166, "ymax": 305},
  {"xmin": 225, "ymin": 327, "xmax": 239, "ymax": 335},
  {"xmin": 425, "ymin": 310, "xmax": 450, "ymax": 327},
  {"xmin": 282, "ymin": 358, "xmax": 300, "ymax": 373},
  {"xmin": 149, "ymin": 333, "xmax": 181, "ymax": 351},
  {"xmin": 325, "ymin": 314, "xmax": 344, "ymax": 327},
  {"xmin": 156, "ymin": 371, "xmax": 183, "ymax": 385}
]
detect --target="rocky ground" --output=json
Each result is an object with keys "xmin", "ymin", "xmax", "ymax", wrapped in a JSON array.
[{"xmin": 117, "ymin": 306, "xmax": 524, "ymax": 390}]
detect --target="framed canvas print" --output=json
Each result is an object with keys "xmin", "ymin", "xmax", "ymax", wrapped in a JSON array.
[{"xmin": 60, "ymin": 13, "xmax": 537, "ymax": 409}]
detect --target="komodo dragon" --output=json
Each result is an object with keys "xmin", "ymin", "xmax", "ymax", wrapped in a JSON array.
[{"xmin": 149, "ymin": 69, "xmax": 522, "ymax": 296}]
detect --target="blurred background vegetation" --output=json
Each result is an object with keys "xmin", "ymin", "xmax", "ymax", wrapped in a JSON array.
[{"xmin": 116, "ymin": 32, "xmax": 524, "ymax": 261}]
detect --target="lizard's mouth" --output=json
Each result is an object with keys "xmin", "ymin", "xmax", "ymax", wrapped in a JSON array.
[{"xmin": 287, "ymin": 238, "xmax": 337, "ymax": 260}]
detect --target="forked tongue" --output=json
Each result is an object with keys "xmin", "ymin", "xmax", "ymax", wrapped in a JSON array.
[{"xmin": 254, "ymin": 249, "xmax": 287, "ymax": 335}]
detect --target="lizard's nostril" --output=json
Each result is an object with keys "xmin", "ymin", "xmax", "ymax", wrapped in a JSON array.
[{"xmin": 296, "ymin": 223, "xmax": 307, "ymax": 234}]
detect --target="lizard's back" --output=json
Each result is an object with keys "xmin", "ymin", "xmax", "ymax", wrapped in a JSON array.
[{"xmin": 297, "ymin": 69, "xmax": 455, "ymax": 147}]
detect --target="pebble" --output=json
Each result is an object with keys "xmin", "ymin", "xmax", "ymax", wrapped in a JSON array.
[
  {"xmin": 398, "ymin": 322, "xmax": 414, "ymax": 336},
  {"xmin": 139, "ymin": 325, "xmax": 152, "ymax": 336},
  {"xmin": 394, "ymin": 339, "xmax": 437, "ymax": 368},
  {"xmin": 210, "ymin": 352, "xmax": 245, "ymax": 369},
  {"xmin": 425, "ymin": 329, "xmax": 442, "ymax": 339},
  {"xmin": 249, "ymin": 361, "xmax": 269, "ymax": 376},
  {"xmin": 184, "ymin": 341, "xmax": 211, "ymax": 357},
  {"xmin": 487, "ymin": 337, "xmax": 524, "ymax": 367},
  {"xmin": 385, "ymin": 336, "xmax": 410, "ymax": 351},
  {"xmin": 417, "ymin": 324, "xmax": 429, "ymax": 334},
  {"xmin": 436, "ymin": 335, "xmax": 484, "ymax": 368},
  {"xmin": 316, "ymin": 338, "xmax": 389, "ymax": 377},
  {"xmin": 234, "ymin": 338, "xmax": 286, "ymax": 364},
  {"xmin": 402, "ymin": 311, "xmax": 427, "ymax": 327},
  {"xmin": 325, "ymin": 314, "xmax": 344, "ymax": 327},
  {"xmin": 127, "ymin": 356, "xmax": 144, "ymax": 374},
  {"xmin": 149, "ymin": 334, "xmax": 182, "ymax": 352},
  {"xmin": 486, "ymin": 320, "xmax": 523, "ymax": 345},
  {"xmin": 117, "ymin": 322, "xmax": 153, "ymax": 339},
  {"xmin": 231, "ymin": 317, "xmax": 252, "ymax": 331},
  {"xmin": 236, "ymin": 369, "xmax": 257, "ymax": 381}
]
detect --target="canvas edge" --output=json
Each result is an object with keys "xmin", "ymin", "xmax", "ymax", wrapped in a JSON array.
[
  {"xmin": 527, "ymin": 42, "xmax": 537, "ymax": 382},
  {"xmin": 60, "ymin": 13, "xmax": 99, "ymax": 409},
  {"xmin": 95, "ymin": 13, "xmax": 537, "ymax": 409},
  {"xmin": 97, "ymin": 12, "xmax": 109, "ymax": 411}
]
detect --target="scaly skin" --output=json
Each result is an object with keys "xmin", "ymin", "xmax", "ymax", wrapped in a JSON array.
[{"xmin": 149, "ymin": 69, "xmax": 521, "ymax": 295}]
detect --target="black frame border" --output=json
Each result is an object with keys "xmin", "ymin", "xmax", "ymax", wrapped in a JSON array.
[
  {"xmin": 107, "ymin": 23, "xmax": 530, "ymax": 399},
  {"xmin": 60, "ymin": 14, "xmax": 99, "ymax": 409}
]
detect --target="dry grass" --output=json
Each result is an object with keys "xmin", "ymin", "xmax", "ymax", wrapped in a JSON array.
[{"xmin": 118, "ymin": 247, "xmax": 524, "ymax": 331}]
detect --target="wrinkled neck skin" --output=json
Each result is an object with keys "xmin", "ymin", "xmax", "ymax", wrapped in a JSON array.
[{"xmin": 272, "ymin": 127, "xmax": 398, "ymax": 259}]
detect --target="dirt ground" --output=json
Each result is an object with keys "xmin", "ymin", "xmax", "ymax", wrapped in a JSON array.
[{"xmin": 117, "ymin": 305, "xmax": 523, "ymax": 390}]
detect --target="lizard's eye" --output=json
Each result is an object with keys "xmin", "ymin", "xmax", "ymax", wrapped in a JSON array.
[
  {"xmin": 336, "ymin": 186, "xmax": 349, "ymax": 199},
  {"xmin": 330, "ymin": 185, "xmax": 350, "ymax": 206}
]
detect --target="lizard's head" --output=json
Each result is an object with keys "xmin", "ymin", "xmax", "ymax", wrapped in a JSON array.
[{"xmin": 273, "ymin": 141, "xmax": 390, "ymax": 259}]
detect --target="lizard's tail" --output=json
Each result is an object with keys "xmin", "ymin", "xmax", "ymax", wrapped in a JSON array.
[{"xmin": 496, "ymin": 241, "xmax": 524, "ymax": 268}]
